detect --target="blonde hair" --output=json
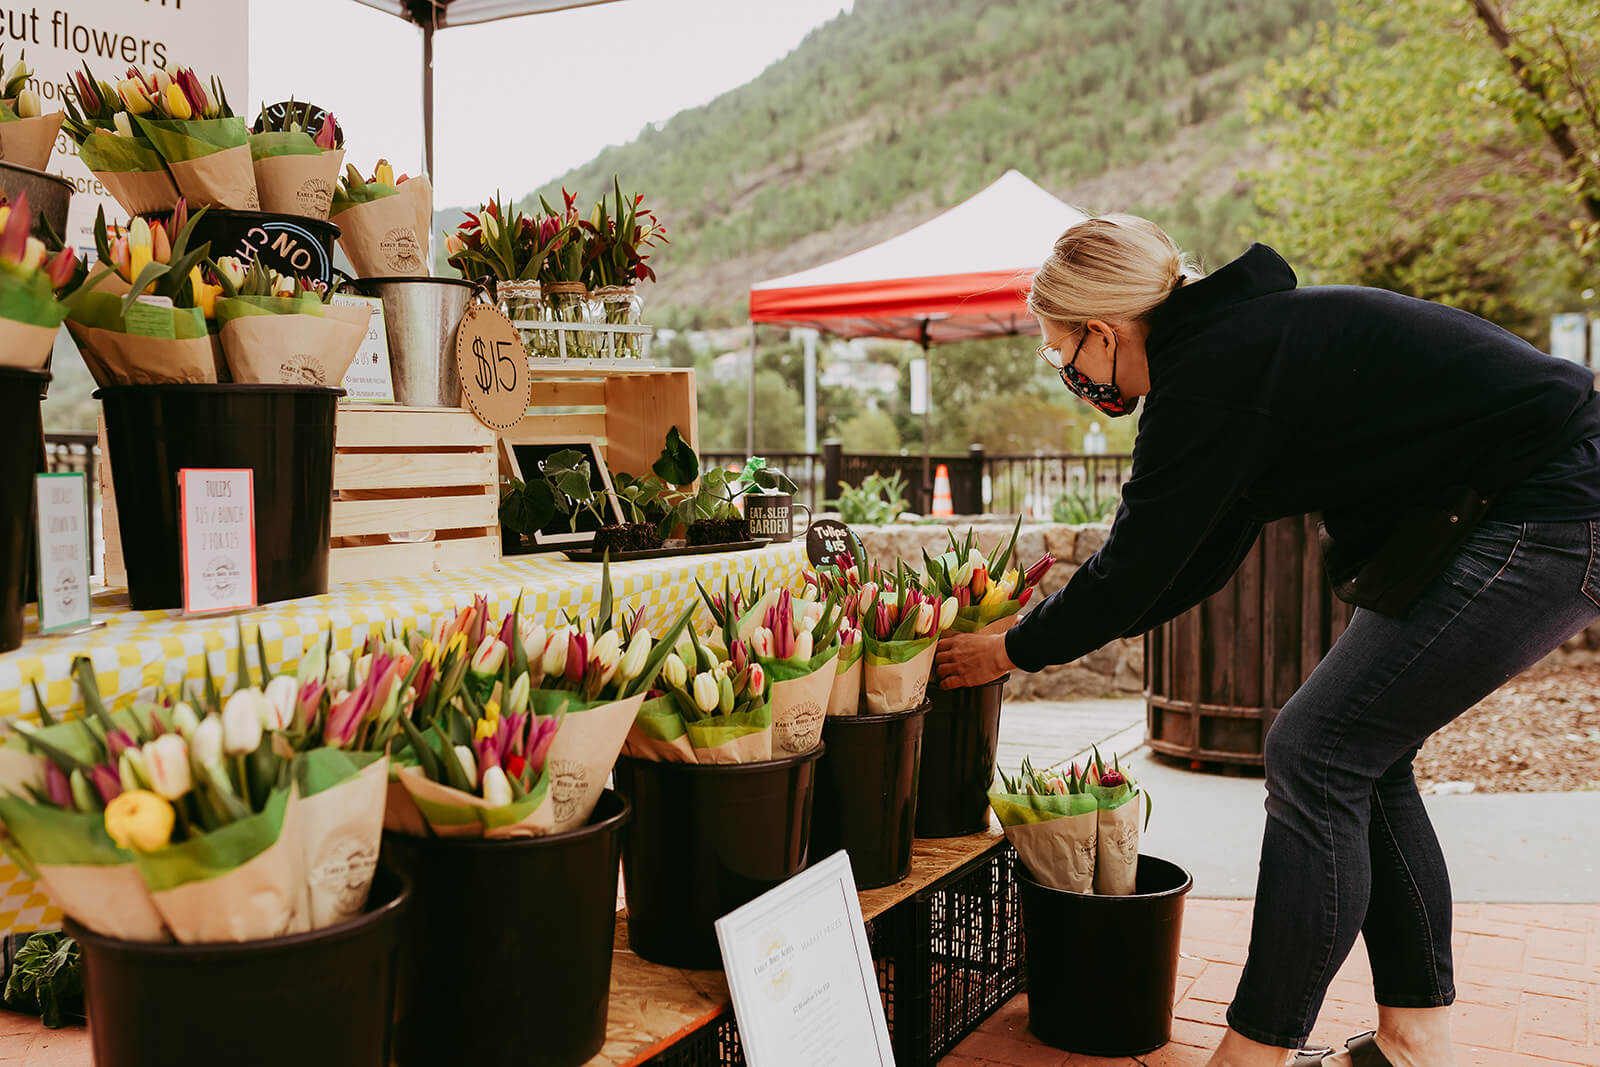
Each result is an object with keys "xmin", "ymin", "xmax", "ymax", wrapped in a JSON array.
[{"xmin": 1027, "ymin": 214, "xmax": 1199, "ymax": 328}]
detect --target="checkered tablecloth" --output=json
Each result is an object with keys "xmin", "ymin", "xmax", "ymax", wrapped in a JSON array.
[{"xmin": 0, "ymin": 543, "xmax": 807, "ymax": 934}]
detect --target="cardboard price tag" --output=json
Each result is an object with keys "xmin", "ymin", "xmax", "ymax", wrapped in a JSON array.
[
  {"xmin": 455, "ymin": 304, "xmax": 531, "ymax": 431},
  {"xmin": 35, "ymin": 473, "xmax": 91, "ymax": 634},
  {"xmin": 178, "ymin": 468, "xmax": 258, "ymax": 615}
]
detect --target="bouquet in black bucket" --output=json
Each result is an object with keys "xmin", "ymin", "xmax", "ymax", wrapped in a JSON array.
[
  {"xmin": 249, "ymin": 100, "xmax": 344, "ymax": 219},
  {"xmin": 989, "ymin": 750, "xmax": 1151, "ymax": 895},
  {"xmin": 63, "ymin": 64, "xmax": 181, "ymax": 216},
  {"xmin": 622, "ymin": 620, "xmax": 774, "ymax": 764},
  {"xmin": 212, "ymin": 258, "xmax": 371, "ymax": 386},
  {"xmin": 709, "ymin": 579, "xmax": 841, "ymax": 755}
]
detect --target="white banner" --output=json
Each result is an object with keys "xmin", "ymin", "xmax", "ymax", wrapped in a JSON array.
[{"xmin": 10, "ymin": 0, "xmax": 249, "ymax": 251}]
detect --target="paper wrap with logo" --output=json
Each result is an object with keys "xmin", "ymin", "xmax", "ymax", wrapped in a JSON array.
[
  {"xmin": 65, "ymin": 293, "xmax": 217, "ymax": 387},
  {"xmin": 292, "ymin": 749, "xmax": 386, "ymax": 928},
  {"xmin": 215, "ymin": 293, "xmax": 369, "ymax": 386},
  {"xmin": 137, "ymin": 116, "xmax": 259, "ymax": 210},
  {"xmin": 862, "ymin": 633, "xmax": 936, "ymax": 716},
  {"xmin": 1089, "ymin": 785, "xmax": 1142, "ymax": 896},
  {"xmin": 987, "ymin": 790, "xmax": 1098, "ymax": 894},
  {"xmin": 249, "ymin": 132, "xmax": 343, "ymax": 219},
  {"xmin": 757, "ymin": 645, "xmax": 838, "ymax": 756},
  {"xmin": 826, "ymin": 640, "xmax": 863, "ymax": 717},
  {"xmin": 527, "ymin": 689, "xmax": 645, "ymax": 830},
  {"xmin": 331, "ymin": 185, "xmax": 426, "ymax": 277}
]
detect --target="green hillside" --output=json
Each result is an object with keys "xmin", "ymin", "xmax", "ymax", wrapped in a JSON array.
[{"xmin": 514, "ymin": 0, "xmax": 1332, "ymax": 324}]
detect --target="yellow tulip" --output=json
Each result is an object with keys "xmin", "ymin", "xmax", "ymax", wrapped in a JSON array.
[
  {"xmin": 117, "ymin": 78, "xmax": 153, "ymax": 115},
  {"xmin": 374, "ymin": 159, "xmax": 395, "ymax": 187},
  {"xmin": 473, "ymin": 716, "xmax": 497, "ymax": 743},
  {"xmin": 21, "ymin": 237, "xmax": 46, "ymax": 271},
  {"xmin": 164, "ymin": 83, "xmax": 192, "ymax": 119},
  {"xmin": 128, "ymin": 218, "xmax": 152, "ymax": 282},
  {"xmin": 104, "ymin": 790, "xmax": 175, "ymax": 852},
  {"xmin": 15, "ymin": 89, "xmax": 39, "ymax": 119}
]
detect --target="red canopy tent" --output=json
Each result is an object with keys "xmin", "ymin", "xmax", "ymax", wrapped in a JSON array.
[{"xmin": 746, "ymin": 169, "xmax": 1090, "ymax": 476}]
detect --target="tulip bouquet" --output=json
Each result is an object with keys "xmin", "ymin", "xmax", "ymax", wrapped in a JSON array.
[
  {"xmin": 248, "ymin": 100, "xmax": 344, "ymax": 218},
  {"xmin": 331, "ymin": 159, "xmax": 432, "ymax": 277},
  {"xmin": 740, "ymin": 586, "xmax": 842, "ymax": 756},
  {"xmin": 922, "ymin": 519, "xmax": 1055, "ymax": 637},
  {"xmin": 625, "ymin": 624, "xmax": 774, "ymax": 764},
  {"xmin": 0, "ymin": 53, "xmax": 64, "ymax": 170},
  {"xmin": 126, "ymin": 64, "xmax": 258, "ymax": 210},
  {"xmin": 211, "ymin": 257, "xmax": 371, "ymax": 386},
  {"xmin": 861, "ymin": 562, "xmax": 950, "ymax": 715},
  {"xmin": 445, "ymin": 194, "xmax": 570, "ymax": 319},
  {"xmin": 65, "ymin": 201, "xmax": 222, "ymax": 385},
  {"xmin": 807, "ymin": 548, "xmax": 873, "ymax": 717},
  {"xmin": 62, "ymin": 64, "xmax": 181, "ymax": 216},
  {"xmin": 988, "ymin": 750, "xmax": 1150, "ymax": 896},
  {"xmin": 0, "ymin": 194, "xmax": 81, "ymax": 371}
]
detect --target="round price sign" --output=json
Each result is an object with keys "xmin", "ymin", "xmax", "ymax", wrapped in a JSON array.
[
  {"xmin": 455, "ymin": 304, "xmax": 531, "ymax": 431},
  {"xmin": 806, "ymin": 518, "xmax": 859, "ymax": 568}
]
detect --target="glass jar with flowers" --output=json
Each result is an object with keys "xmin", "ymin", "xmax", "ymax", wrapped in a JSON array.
[
  {"xmin": 582, "ymin": 180, "xmax": 666, "ymax": 358},
  {"xmin": 538, "ymin": 190, "xmax": 592, "ymax": 359},
  {"xmin": 445, "ymin": 194, "xmax": 568, "ymax": 354}
]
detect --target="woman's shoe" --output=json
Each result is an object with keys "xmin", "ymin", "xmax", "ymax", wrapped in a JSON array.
[
  {"xmin": 1291, "ymin": 1047, "xmax": 1334, "ymax": 1065},
  {"xmin": 1344, "ymin": 1032, "xmax": 1394, "ymax": 1065}
]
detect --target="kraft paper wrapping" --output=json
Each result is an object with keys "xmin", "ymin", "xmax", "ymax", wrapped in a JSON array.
[
  {"xmin": 144, "ymin": 789, "xmax": 311, "ymax": 944},
  {"xmin": 393, "ymin": 765, "xmax": 554, "ymax": 839},
  {"xmin": 1093, "ymin": 793, "xmax": 1142, "ymax": 896},
  {"xmin": 401, "ymin": 175, "xmax": 433, "ymax": 264},
  {"xmin": 96, "ymin": 168, "xmax": 181, "ymax": 217},
  {"xmin": 333, "ymin": 195, "xmax": 426, "ymax": 277},
  {"xmin": 165, "ymin": 143, "xmax": 258, "ymax": 210},
  {"xmin": 0, "ymin": 112, "xmax": 64, "ymax": 171},
  {"xmin": 826, "ymin": 651, "xmax": 863, "ymax": 718},
  {"xmin": 990, "ymin": 790, "xmax": 1100, "ymax": 894},
  {"xmin": 863, "ymin": 638, "xmax": 937, "ymax": 716},
  {"xmin": 383, "ymin": 776, "xmax": 429, "ymax": 836},
  {"xmin": 297, "ymin": 756, "xmax": 386, "ymax": 929},
  {"xmin": 35, "ymin": 863, "xmax": 169, "ymax": 942},
  {"xmin": 66, "ymin": 322, "xmax": 217, "ymax": 387},
  {"xmin": 764, "ymin": 647, "xmax": 839, "ymax": 756},
  {"xmin": 218, "ymin": 308, "xmax": 367, "ymax": 386},
  {"xmin": 689, "ymin": 726, "xmax": 771, "ymax": 764},
  {"xmin": 253, "ymin": 148, "xmax": 344, "ymax": 219},
  {"xmin": 0, "ymin": 319, "xmax": 57, "ymax": 370},
  {"xmin": 622, "ymin": 696, "xmax": 698, "ymax": 763},
  {"xmin": 540, "ymin": 692, "xmax": 646, "ymax": 832}
]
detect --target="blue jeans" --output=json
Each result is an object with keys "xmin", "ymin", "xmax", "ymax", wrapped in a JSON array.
[{"xmin": 1227, "ymin": 519, "xmax": 1600, "ymax": 1048}]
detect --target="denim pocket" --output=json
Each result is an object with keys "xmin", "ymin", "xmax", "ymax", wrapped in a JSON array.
[
  {"xmin": 1584, "ymin": 521, "xmax": 1600, "ymax": 610},
  {"xmin": 1441, "ymin": 521, "xmax": 1523, "ymax": 593}
]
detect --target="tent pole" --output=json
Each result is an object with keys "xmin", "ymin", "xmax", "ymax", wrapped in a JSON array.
[
  {"xmin": 919, "ymin": 321, "xmax": 931, "ymax": 513},
  {"xmin": 421, "ymin": 20, "xmax": 436, "ymax": 179},
  {"xmin": 747, "ymin": 323, "xmax": 757, "ymax": 456},
  {"xmin": 802, "ymin": 329, "xmax": 817, "ymax": 456}
]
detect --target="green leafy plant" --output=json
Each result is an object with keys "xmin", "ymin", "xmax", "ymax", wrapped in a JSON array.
[
  {"xmin": 828, "ymin": 471, "xmax": 909, "ymax": 526},
  {"xmin": 1051, "ymin": 491, "xmax": 1119, "ymax": 525},
  {"xmin": 539, "ymin": 449, "xmax": 616, "ymax": 532},
  {"xmin": 653, "ymin": 425, "xmax": 699, "ymax": 486},
  {"xmin": 663, "ymin": 457, "xmax": 798, "ymax": 535},
  {"xmin": 499, "ymin": 476, "xmax": 557, "ymax": 537},
  {"xmin": 3, "ymin": 932, "xmax": 84, "ymax": 1029}
]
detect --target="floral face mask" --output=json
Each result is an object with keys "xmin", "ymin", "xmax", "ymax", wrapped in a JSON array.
[{"xmin": 1037, "ymin": 328, "xmax": 1137, "ymax": 418}]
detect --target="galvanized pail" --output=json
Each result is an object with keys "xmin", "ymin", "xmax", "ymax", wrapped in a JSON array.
[{"xmin": 353, "ymin": 277, "xmax": 481, "ymax": 407}]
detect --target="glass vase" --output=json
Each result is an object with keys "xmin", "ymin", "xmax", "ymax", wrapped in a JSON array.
[
  {"xmin": 496, "ymin": 279, "xmax": 544, "ymax": 356},
  {"xmin": 589, "ymin": 284, "xmax": 643, "ymax": 358},
  {"xmin": 542, "ymin": 282, "xmax": 591, "ymax": 359}
]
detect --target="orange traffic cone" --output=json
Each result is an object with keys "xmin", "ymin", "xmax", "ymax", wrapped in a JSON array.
[{"xmin": 932, "ymin": 464, "xmax": 954, "ymax": 517}]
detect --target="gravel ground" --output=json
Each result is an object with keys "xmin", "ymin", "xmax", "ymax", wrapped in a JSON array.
[{"xmin": 1414, "ymin": 663, "xmax": 1600, "ymax": 793}]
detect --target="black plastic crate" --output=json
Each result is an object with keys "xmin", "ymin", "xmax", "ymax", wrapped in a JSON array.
[{"xmin": 638, "ymin": 843, "xmax": 1022, "ymax": 1066}]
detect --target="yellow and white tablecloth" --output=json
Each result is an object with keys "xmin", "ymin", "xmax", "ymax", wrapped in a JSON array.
[{"xmin": 0, "ymin": 543, "xmax": 806, "ymax": 933}]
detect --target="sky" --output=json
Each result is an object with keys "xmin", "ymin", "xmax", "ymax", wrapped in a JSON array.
[{"xmin": 249, "ymin": 0, "xmax": 853, "ymax": 207}]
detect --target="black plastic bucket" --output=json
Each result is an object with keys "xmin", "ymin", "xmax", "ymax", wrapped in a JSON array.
[
  {"xmin": 614, "ymin": 747, "xmax": 823, "ymax": 970},
  {"xmin": 0, "ymin": 367, "xmax": 48, "ymax": 652},
  {"xmin": 148, "ymin": 208, "xmax": 341, "ymax": 288},
  {"xmin": 382, "ymin": 789, "xmax": 631, "ymax": 1067},
  {"xmin": 1019, "ymin": 855, "xmax": 1193, "ymax": 1056},
  {"xmin": 811, "ymin": 703, "xmax": 927, "ymax": 889},
  {"xmin": 66, "ymin": 865, "xmax": 409, "ymax": 1067},
  {"xmin": 97, "ymin": 384, "xmax": 340, "ymax": 610},
  {"xmin": 915, "ymin": 675, "xmax": 1007, "ymax": 838}
]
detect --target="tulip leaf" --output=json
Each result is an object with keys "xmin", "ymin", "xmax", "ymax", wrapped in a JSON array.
[
  {"xmin": 397, "ymin": 713, "xmax": 441, "ymax": 781},
  {"xmin": 598, "ymin": 556, "xmax": 613, "ymax": 633},
  {"xmin": 990, "ymin": 517, "xmax": 1022, "ymax": 581},
  {"xmin": 621, "ymin": 603, "xmax": 696, "ymax": 699},
  {"xmin": 29, "ymin": 682, "xmax": 54, "ymax": 728}
]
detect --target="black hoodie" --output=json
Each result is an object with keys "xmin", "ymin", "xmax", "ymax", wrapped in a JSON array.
[{"xmin": 1005, "ymin": 244, "xmax": 1600, "ymax": 673}]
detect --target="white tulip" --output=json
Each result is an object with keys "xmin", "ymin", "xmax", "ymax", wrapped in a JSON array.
[
  {"xmin": 481, "ymin": 765, "xmax": 512, "ymax": 807},
  {"xmin": 262, "ymin": 675, "xmax": 298, "ymax": 731},
  {"xmin": 221, "ymin": 689, "xmax": 264, "ymax": 755}
]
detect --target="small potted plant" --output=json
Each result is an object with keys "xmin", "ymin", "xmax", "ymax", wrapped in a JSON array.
[
  {"xmin": 499, "ymin": 476, "xmax": 554, "ymax": 555},
  {"xmin": 663, "ymin": 456, "xmax": 799, "ymax": 547}
]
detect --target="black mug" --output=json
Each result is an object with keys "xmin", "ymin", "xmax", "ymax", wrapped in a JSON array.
[{"xmin": 745, "ymin": 492, "xmax": 812, "ymax": 543}]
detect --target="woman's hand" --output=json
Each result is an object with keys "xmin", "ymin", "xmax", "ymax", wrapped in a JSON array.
[{"xmin": 934, "ymin": 633, "xmax": 1016, "ymax": 690}]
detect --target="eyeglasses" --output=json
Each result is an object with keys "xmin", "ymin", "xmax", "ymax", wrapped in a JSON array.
[{"xmin": 1037, "ymin": 329, "xmax": 1088, "ymax": 373}]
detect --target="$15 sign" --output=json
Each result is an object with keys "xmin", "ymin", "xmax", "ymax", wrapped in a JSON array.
[{"xmin": 454, "ymin": 304, "xmax": 531, "ymax": 431}]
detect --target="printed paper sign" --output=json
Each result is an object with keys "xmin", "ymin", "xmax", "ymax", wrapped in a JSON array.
[
  {"xmin": 34, "ymin": 473, "xmax": 90, "ymax": 633},
  {"xmin": 716, "ymin": 851, "xmax": 894, "ymax": 1066},
  {"xmin": 332, "ymin": 294, "xmax": 395, "ymax": 402},
  {"xmin": 179, "ymin": 468, "xmax": 257, "ymax": 615}
]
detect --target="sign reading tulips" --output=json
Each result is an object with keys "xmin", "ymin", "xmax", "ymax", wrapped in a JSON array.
[
  {"xmin": 178, "ymin": 468, "xmax": 257, "ymax": 616},
  {"xmin": 455, "ymin": 303, "xmax": 531, "ymax": 432}
]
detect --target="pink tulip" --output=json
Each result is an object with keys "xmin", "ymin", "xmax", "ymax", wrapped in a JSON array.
[
  {"xmin": 564, "ymin": 633, "xmax": 587, "ymax": 684},
  {"xmin": 1024, "ymin": 555, "xmax": 1055, "ymax": 587},
  {"xmin": 45, "ymin": 762, "xmax": 72, "ymax": 809},
  {"xmin": 90, "ymin": 763, "xmax": 123, "ymax": 806},
  {"xmin": 313, "ymin": 113, "xmax": 338, "ymax": 149}
]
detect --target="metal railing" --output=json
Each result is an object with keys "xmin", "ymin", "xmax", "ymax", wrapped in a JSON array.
[{"xmin": 703, "ymin": 442, "xmax": 1133, "ymax": 519}]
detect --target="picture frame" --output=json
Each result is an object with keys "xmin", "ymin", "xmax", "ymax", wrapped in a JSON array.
[{"xmin": 498, "ymin": 436, "xmax": 626, "ymax": 549}]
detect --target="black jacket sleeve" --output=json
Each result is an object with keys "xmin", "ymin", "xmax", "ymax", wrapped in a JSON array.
[{"xmin": 1004, "ymin": 395, "xmax": 1276, "ymax": 672}]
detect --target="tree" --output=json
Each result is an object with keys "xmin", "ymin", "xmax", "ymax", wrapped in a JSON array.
[
  {"xmin": 835, "ymin": 410, "xmax": 902, "ymax": 451},
  {"xmin": 1248, "ymin": 0, "xmax": 1596, "ymax": 337}
]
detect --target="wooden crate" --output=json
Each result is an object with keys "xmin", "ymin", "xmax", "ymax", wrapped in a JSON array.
[
  {"xmin": 502, "ymin": 365, "xmax": 698, "ymax": 478},
  {"xmin": 329, "ymin": 406, "xmax": 501, "ymax": 584}
]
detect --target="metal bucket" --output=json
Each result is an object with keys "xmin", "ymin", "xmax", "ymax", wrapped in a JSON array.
[
  {"xmin": 0, "ymin": 162, "xmax": 72, "ymax": 241},
  {"xmin": 353, "ymin": 277, "xmax": 480, "ymax": 407}
]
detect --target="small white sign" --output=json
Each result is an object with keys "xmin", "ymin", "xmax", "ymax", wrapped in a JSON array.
[
  {"xmin": 715, "ymin": 852, "xmax": 894, "ymax": 1067},
  {"xmin": 333, "ymin": 294, "xmax": 396, "ymax": 402},
  {"xmin": 909, "ymin": 357, "xmax": 928, "ymax": 416},
  {"xmin": 179, "ymin": 469, "xmax": 257, "ymax": 616},
  {"xmin": 34, "ymin": 474, "xmax": 90, "ymax": 634},
  {"xmin": 1550, "ymin": 313, "xmax": 1589, "ymax": 365}
]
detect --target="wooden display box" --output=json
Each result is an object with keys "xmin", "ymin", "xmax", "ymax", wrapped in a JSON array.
[
  {"xmin": 502, "ymin": 365, "xmax": 698, "ymax": 478},
  {"xmin": 329, "ymin": 405, "xmax": 500, "ymax": 584}
]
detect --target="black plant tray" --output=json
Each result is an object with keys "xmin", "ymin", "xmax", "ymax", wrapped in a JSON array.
[{"xmin": 562, "ymin": 539, "xmax": 772, "ymax": 564}]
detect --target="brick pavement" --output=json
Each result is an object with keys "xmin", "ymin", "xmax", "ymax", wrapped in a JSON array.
[{"xmin": 946, "ymin": 900, "xmax": 1600, "ymax": 1066}]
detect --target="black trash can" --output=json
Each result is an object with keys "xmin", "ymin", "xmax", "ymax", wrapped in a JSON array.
[
  {"xmin": 916, "ymin": 675, "xmax": 1007, "ymax": 838},
  {"xmin": 811, "ymin": 703, "xmax": 927, "ymax": 889},
  {"xmin": 66, "ymin": 865, "xmax": 409, "ymax": 1067},
  {"xmin": 0, "ymin": 367, "xmax": 48, "ymax": 652},
  {"xmin": 614, "ymin": 747, "xmax": 822, "ymax": 970},
  {"xmin": 97, "ymin": 384, "xmax": 340, "ymax": 610},
  {"xmin": 382, "ymin": 789, "xmax": 631, "ymax": 1067},
  {"xmin": 1018, "ymin": 854, "xmax": 1193, "ymax": 1056}
]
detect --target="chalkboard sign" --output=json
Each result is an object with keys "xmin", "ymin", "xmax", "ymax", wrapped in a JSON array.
[
  {"xmin": 251, "ymin": 100, "xmax": 342, "ymax": 144},
  {"xmin": 806, "ymin": 518, "xmax": 859, "ymax": 568}
]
